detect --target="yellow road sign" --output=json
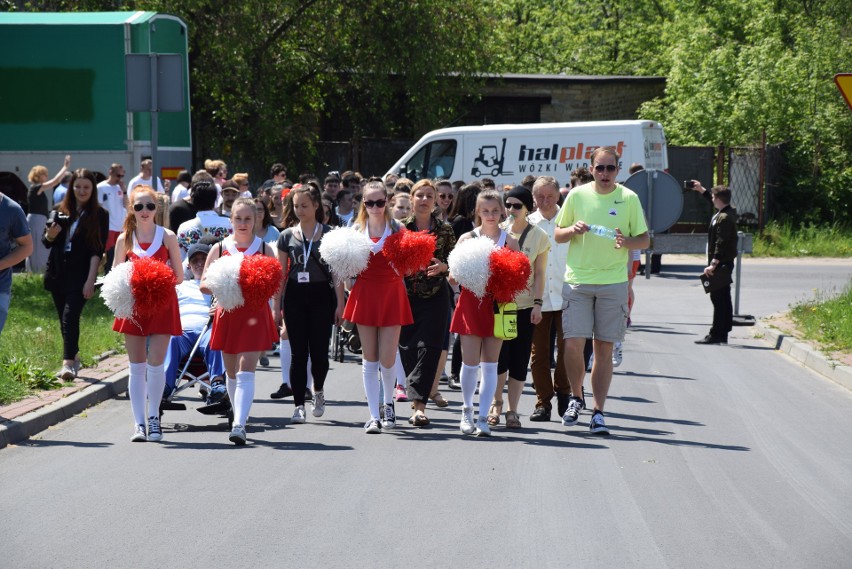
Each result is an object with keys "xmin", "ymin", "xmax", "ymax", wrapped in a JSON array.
[{"xmin": 835, "ymin": 74, "xmax": 852, "ymax": 110}]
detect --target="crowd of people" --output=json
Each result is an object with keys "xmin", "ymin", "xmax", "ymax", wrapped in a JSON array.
[{"xmin": 1, "ymin": 147, "xmax": 738, "ymax": 447}]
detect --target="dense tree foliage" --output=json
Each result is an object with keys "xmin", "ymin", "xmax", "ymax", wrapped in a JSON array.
[
  {"xmin": 485, "ymin": 0, "xmax": 852, "ymax": 224},
  {"xmin": 7, "ymin": 0, "xmax": 850, "ymax": 222}
]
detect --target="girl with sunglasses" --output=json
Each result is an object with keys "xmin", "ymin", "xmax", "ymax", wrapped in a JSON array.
[
  {"xmin": 342, "ymin": 180, "xmax": 413, "ymax": 433},
  {"xmin": 201, "ymin": 198, "xmax": 280, "ymax": 445},
  {"xmin": 488, "ymin": 186, "xmax": 549, "ymax": 430},
  {"xmin": 435, "ymin": 180, "xmax": 454, "ymax": 223},
  {"xmin": 449, "ymin": 190, "xmax": 520, "ymax": 436},
  {"xmin": 113, "ymin": 186, "xmax": 183, "ymax": 443}
]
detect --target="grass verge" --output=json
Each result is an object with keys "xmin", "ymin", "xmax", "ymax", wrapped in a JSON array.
[
  {"xmin": 0, "ymin": 273, "xmax": 124, "ymax": 405},
  {"xmin": 753, "ymin": 222, "xmax": 852, "ymax": 257},
  {"xmin": 789, "ymin": 279, "xmax": 852, "ymax": 352}
]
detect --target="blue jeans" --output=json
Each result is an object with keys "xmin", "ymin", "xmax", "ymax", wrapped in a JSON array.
[
  {"xmin": 0, "ymin": 292, "xmax": 10, "ymax": 338},
  {"xmin": 163, "ymin": 328, "xmax": 225, "ymax": 390}
]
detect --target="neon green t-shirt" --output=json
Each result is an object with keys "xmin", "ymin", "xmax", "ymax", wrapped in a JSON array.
[{"xmin": 555, "ymin": 182, "xmax": 648, "ymax": 285}]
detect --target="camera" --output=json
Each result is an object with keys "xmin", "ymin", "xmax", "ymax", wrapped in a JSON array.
[
  {"xmin": 50, "ymin": 211, "xmax": 72, "ymax": 230},
  {"xmin": 683, "ymin": 180, "xmax": 696, "ymax": 190}
]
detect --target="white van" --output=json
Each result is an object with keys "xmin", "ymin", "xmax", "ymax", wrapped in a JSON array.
[{"xmin": 385, "ymin": 120, "xmax": 667, "ymax": 187}]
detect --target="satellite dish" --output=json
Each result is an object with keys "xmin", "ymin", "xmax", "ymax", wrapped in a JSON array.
[{"xmin": 623, "ymin": 169, "xmax": 683, "ymax": 233}]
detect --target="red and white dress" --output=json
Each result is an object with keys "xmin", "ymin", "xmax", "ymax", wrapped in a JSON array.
[
  {"xmin": 449, "ymin": 229, "xmax": 507, "ymax": 338},
  {"xmin": 112, "ymin": 226, "xmax": 182, "ymax": 337},
  {"xmin": 343, "ymin": 224, "xmax": 413, "ymax": 327},
  {"xmin": 210, "ymin": 236, "xmax": 279, "ymax": 353}
]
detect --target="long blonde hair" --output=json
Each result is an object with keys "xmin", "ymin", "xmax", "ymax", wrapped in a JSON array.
[
  {"xmin": 353, "ymin": 180, "xmax": 392, "ymax": 230},
  {"xmin": 122, "ymin": 185, "xmax": 159, "ymax": 252}
]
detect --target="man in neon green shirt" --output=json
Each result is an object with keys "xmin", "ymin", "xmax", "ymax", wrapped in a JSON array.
[{"xmin": 554, "ymin": 146, "xmax": 649, "ymax": 434}]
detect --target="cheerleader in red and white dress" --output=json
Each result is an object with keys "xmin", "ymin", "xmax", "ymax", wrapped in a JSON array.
[
  {"xmin": 112, "ymin": 185, "xmax": 183, "ymax": 443},
  {"xmin": 342, "ymin": 181, "xmax": 413, "ymax": 433},
  {"xmin": 449, "ymin": 190, "xmax": 520, "ymax": 436},
  {"xmin": 201, "ymin": 198, "xmax": 279, "ymax": 445}
]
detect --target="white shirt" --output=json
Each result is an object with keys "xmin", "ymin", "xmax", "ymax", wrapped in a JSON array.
[
  {"xmin": 175, "ymin": 279, "xmax": 212, "ymax": 332},
  {"xmin": 337, "ymin": 208, "xmax": 355, "ymax": 225},
  {"xmin": 97, "ymin": 180, "xmax": 126, "ymax": 232},
  {"xmin": 127, "ymin": 173, "xmax": 165, "ymax": 194},
  {"xmin": 171, "ymin": 183, "xmax": 190, "ymax": 203},
  {"xmin": 528, "ymin": 209, "xmax": 570, "ymax": 312}
]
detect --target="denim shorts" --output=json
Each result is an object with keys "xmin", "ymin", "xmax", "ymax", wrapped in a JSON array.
[{"xmin": 561, "ymin": 282, "xmax": 628, "ymax": 343}]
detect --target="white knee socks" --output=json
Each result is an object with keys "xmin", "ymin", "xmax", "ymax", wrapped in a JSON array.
[
  {"xmin": 479, "ymin": 362, "xmax": 498, "ymax": 419},
  {"xmin": 280, "ymin": 340, "xmax": 291, "ymax": 386},
  {"xmin": 460, "ymin": 363, "xmax": 479, "ymax": 409},
  {"xmin": 233, "ymin": 371, "xmax": 255, "ymax": 427},
  {"xmin": 128, "ymin": 362, "xmax": 147, "ymax": 426},
  {"xmin": 362, "ymin": 360, "xmax": 380, "ymax": 420},
  {"xmin": 146, "ymin": 363, "xmax": 166, "ymax": 418},
  {"xmin": 380, "ymin": 364, "xmax": 396, "ymax": 405}
]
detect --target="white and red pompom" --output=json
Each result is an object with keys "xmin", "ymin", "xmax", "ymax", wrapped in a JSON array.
[
  {"xmin": 101, "ymin": 257, "xmax": 177, "ymax": 320},
  {"xmin": 205, "ymin": 254, "xmax": 245, "ymax": 311},
  {"xmin": 487, "ymin": 248, "xmax": 531, "ymax": 303},
  {"xmin": 319, "ymin": 226, "xmax": 372, "ymax": 279},
  {"xmin": 239, "ymin": 255, "xmax": 282, "ymax": 309},
  {"xmin": 383, "ymin": 230, "xmax": 437, "ymax": 276},
  {"xmin": 100, "ymin": 261, "xmax": 135, "ymax": 319},
  {"xmin": 447, "ymin": 236, "xmax": 495, "ymax": 299},
  {"xmin": 130, "ymin": 257, "xmax": 178, "ymax": 319}
]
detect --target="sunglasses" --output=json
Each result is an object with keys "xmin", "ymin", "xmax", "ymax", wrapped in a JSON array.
[
  {"xmin": 133, "ymin": 202, "xmax": 157, "ymax": 212},
  {"xmin": 364, "ymin": 199, "xmax": 387, "ymax": 209},
  {"xmin": 594, "ymin": 164, "xmax": 618, "ymax": 172},
  {"xmin": 438, "ymin": 193, "xmax": 453, "ymax": 200},
  {"xmin": 504, "ymin": 202, "xmax": 525, "ymax": 210}
]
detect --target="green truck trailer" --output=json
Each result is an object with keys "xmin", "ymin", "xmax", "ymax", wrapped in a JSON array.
[{"xmin": 0, "ymin": 11, "xmax": 192, "ymax": 207}]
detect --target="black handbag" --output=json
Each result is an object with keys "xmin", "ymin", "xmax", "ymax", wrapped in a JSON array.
[{"xmin": 699, "ymin": 264, "xmax": 732, "ymax": 293}]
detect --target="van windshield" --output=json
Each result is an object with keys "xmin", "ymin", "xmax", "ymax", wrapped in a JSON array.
[{"xmin": 400, "ymin": 139, "xmax": 456, "ymax": 182}]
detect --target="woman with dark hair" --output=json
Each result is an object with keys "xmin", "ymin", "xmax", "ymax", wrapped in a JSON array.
[
  {"xmin": 43, "ymin": 168, "xmax": 108, "ymax": 380},
  {"xmin": 448, "ymin": 183, "xmax": 481, "ymax": 239},
  {"xmin": 253, "ymin": 198, "xmax": 281, "ymax": 244},
  {"xmin": 275, "ymin": 186, "xmax": 344, "ymax": 423}
]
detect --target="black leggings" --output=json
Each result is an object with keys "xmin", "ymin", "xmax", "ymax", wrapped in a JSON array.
[
  {"xmin": 50, "ymin": 287, "xmax": 87, "ymax": 361},
  {"xmin": 283, "ymin": 282, "xmax": 335, "ymax": 406}
]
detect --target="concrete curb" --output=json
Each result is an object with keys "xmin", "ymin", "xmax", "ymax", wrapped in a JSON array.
[
  {"xmin": 0, "ymin": 369, "xmax": 128, "ymax": 450},
  {"xmin": 754, "ymin": 321, "xmax": 852, "ymax": 392}
]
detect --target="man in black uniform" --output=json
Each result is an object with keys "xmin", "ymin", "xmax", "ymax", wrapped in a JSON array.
[{"xmin": 691, "ymin": 182, "xmax": 738, "ymax": 345}]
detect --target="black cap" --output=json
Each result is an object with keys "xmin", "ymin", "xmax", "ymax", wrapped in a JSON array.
[
  {"xmin": 506, "ymin": 185, "xmax": 534, "ymax": 212},
  {"xmin": 186, "ymin": 242, "xmax": 211, "ymax": 261}
]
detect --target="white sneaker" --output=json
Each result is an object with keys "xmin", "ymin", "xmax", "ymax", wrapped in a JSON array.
[
  {"xmin": 131, "ymin": 424, "xmax": 146, "ymax": 442},
  {"xmin": 475, "ymin": 417, "xmax": 492, "ymax": 437},
  {"xmin": 381, "ymin": 403, "xmax": 396, "ymax": 429},
  {"xmin": 460, "ymin": 406, "xmax": 476, "ymax": 435},
  {"xmin": 229, "ymin": 424, "xmax": 247, "ymax": 445},
  {"xmin": 364, "ymin": 419, "xmax": 381, "ymax": 434},
  {"xmin": 146, "ymin": 416, "xmax": 162, "ymax": 442},
  {"xmin": 311, "ymin": 391, "xmax": 325, "ymax": 417},
  {"xmin": 612, "ymin": 342, "xmax": 623, "ymax": 367},
  {"xmin": 291, "ymin": 405, "xmax": 306, "ymax": 424}
]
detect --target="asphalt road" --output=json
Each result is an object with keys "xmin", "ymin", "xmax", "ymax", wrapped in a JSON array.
[{"xmin": 1, "ymin": 256, "xmax": 850, "ymax": 569}]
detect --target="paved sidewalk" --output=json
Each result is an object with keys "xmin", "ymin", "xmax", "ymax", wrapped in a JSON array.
[
  {"xmin": 0, "ymin": 354, "xmax": 128, "ymax": 449},
  {"xmin": 2, "ymin": 319, "xmax": 850, "ymax": 450}
]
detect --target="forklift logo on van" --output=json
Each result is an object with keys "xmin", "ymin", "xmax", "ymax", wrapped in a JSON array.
[{"xmin": 471, "ymin": 139, "xmax": 513, "ymax": 178}]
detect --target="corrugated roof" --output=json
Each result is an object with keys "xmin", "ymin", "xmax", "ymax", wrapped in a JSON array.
[{"xmin": 0, "ymin": 11, "xmax": 155, "ymax": 25}]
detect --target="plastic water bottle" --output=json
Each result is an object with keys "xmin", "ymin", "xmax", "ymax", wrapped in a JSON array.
[{"xmin": 588, "ymin": 224, "xmax": 617, "ymax": 240}]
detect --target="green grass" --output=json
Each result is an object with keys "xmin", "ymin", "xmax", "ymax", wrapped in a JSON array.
[
  {"xmin": 752, "ymin": 222, "xmax": 852, "ymax": 257},
  {"xmin": 790, "ymin": 279, "xmax": 852, "ymax": 352},
  {"xmin": 0, "ymin": 273, "xmax": 124, "ymax": 405}
]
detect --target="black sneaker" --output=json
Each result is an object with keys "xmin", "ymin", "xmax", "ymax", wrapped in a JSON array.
[
  {"xmin": 695, "ymin": 335, "xmax": 724, "ymax": 345},
  {"xmin": 270, "ymin": 384, "xmax": 293, "ymax": 399},
  {"xmin": 589, "ymin": 410, "xmax": 610, "ymax": 435},
  {"xmin": 529, "ymin": 407, "xmax": 551, "ymax": 422},
  {"xmin": 562, "ymin": 397, "xmax": 585, "ymax": 426}
]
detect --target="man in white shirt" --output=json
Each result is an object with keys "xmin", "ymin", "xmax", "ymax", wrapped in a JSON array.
[
  {"xmin": 127, "ymin": 157, "xmax": 167, "ymax": 193},
  {"xmin": 527, "ymin": 176, "xmax": 572, "ymax": 422},
  {"xmin": 162, "ymin": 242, "xmax": 226, "ymax": 408},
  {"xmin": 176, "ymin": 181, "xmax": 232, "ymax": 260},
  {"xmin": 97, "ymin": 163, "xmax": 127, "ymax": 272}
]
